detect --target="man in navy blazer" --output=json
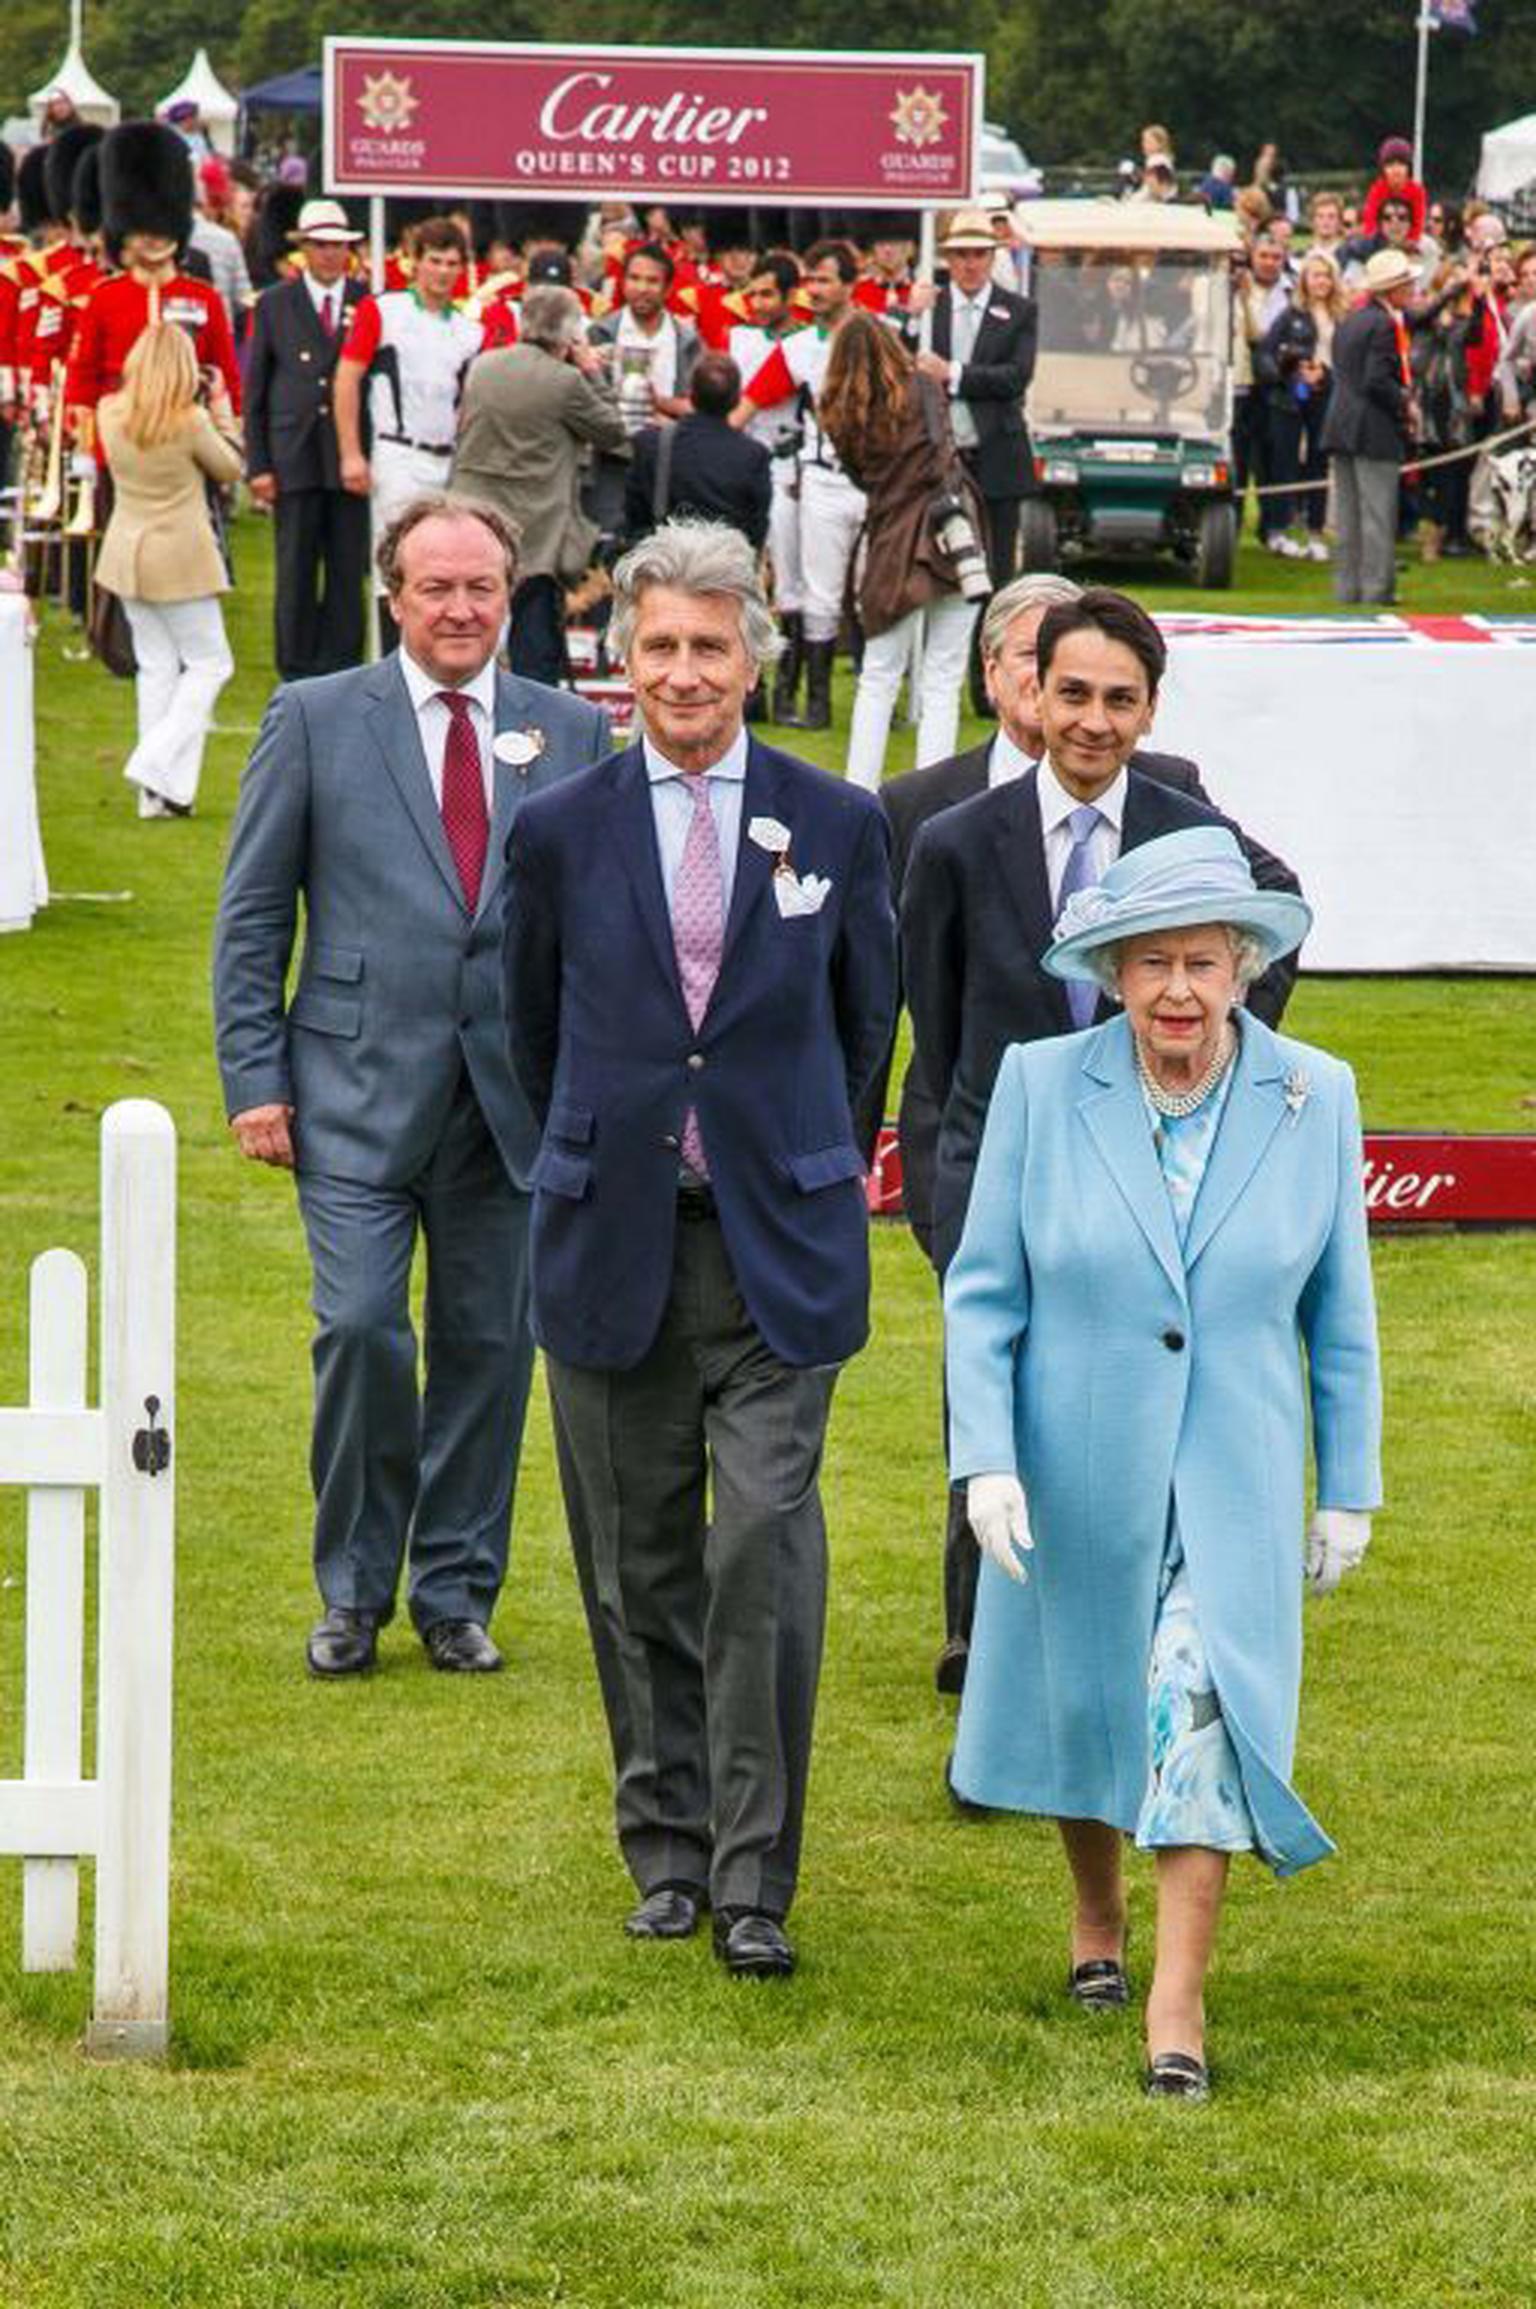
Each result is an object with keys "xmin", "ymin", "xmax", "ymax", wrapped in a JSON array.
[
  {"xmin": 214, "ymin": 496, "xmax": 610, "ymax": 1679},
  {"xmin": 505, "ymin": 519, "xmax": 896, "ymax": 1976}
]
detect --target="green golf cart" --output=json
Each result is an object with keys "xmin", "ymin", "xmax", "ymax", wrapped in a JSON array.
[{"xmin": 1016, "ymin": 201, "xmax": 1241, "ymax": 588}]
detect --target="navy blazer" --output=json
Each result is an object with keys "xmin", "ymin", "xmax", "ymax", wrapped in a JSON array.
[{"xmin": 504, "ymin": 737, "xmax": 897, "ymax": 1371}]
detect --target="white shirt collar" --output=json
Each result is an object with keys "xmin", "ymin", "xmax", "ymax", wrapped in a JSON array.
[
  {"xmin": 643, "ymin": 726, "xmax": 749, "ymax": 785},
  {"xmin": 398, "ymin": 647, "xmax": 498, "ymax": 722},
  {"xmin": 305, "ymin": 272, "xmax": 340, "ymax": 312},
  {"xmin": 989, "ymin": 725, "xmax": 1035, "ymax": 786},
  {"xmin": 1036, "ymin": 752, "xmax": 1129, "ymax": 834}
]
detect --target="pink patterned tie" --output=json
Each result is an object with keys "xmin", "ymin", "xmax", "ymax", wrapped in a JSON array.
[
  {"xmin": 437, "ymin": 691, "xmax": 489, "ymax": 910},
  {"xmin": 671, "ymin": 773, "xmax": 724, "ymax": 1179}
]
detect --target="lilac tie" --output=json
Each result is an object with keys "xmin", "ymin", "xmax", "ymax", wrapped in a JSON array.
[
  {"xmin": 1056, "ymin": 803, "xmax": 1103, "ymax": 1031},
  {"xmin": 672, "ymin": 774, "xmax": 724, "ymax": 1178}
]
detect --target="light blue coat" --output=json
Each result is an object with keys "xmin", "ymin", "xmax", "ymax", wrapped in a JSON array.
[{"xmin": 944, "ymin": 1012, "xmax": 1383, "ymax": 1875}]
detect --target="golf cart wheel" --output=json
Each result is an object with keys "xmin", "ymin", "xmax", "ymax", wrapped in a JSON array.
[
  {"xmin": 1019, "ymin": 497, "xmax": 1059, "ymax": 572},
  {"xmin": 1195, "ymin": 501, "xmax": 1236, "ymax": 588}
]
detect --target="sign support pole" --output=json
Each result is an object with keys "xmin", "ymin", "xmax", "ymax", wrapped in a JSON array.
[
  {"xmin": 364, "ymin": 196, "xmax": 385, "ymax": 665},
  {"xmin": 1412, "ymin": 10, "xmax": 1436, "ymax": 181}
]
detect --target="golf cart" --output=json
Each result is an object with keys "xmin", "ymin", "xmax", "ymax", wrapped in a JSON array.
[{"xmin": 1015, "ymin": 201, "xmax": 1241, "ymax": 587}]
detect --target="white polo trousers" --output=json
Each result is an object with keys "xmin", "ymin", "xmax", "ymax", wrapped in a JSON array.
[
  {"xmin": 798, "ymin": 462, "xmax": 866, "ymax": 644},
  {"xmin": 844, "ymin": 593, "xmax": 978, "ymax": 792},
  {"xmin": 121, "ymin": 594, "xmax": 235, "ymax": 810}
]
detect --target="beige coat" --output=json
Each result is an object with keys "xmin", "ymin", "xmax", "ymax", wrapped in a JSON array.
[
  {"xmin": 450, "ymin": 343, "xmax": 627, "ymax": 580},
  {"xmin": 95, "ymin": 400, "xmax": 244, "ymax": 601}
]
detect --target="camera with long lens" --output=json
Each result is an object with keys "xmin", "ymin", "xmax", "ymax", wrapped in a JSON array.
[{"xmin": 928, "ymin": 493, "xmax": 992, "ymax": 599}]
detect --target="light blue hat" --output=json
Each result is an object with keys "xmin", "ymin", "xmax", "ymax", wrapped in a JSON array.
[{"xmin": 1043, "ymin": 825, "xmax": 1312, "ymax": 986}]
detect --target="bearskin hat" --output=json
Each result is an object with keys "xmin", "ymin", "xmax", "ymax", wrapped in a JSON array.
[
  {"xmin": 101, "ymin": 120, "xmax": 194, "ymax": 262},
  {"xmin": 17, "ymin": 145, "xmax": 52, "ymax": 236},
  {"xmin": 0, "ymin": 140, "xmax": 15, "ymax": 215},
  {"xmin": 73, "ymin": 142, "xmax": 104, "ymax": 240},
  {"xmin": 44, "ymin": 123, "xmax": 103, "ymax": 229},
  {"xmin": 251, "ymin": 181, "xmax": 307, "ymax": 285}
]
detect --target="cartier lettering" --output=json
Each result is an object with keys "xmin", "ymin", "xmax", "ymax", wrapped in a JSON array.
[{"xmin": 539, "ymin": 72, "xmax": 770, "ymax": 148}]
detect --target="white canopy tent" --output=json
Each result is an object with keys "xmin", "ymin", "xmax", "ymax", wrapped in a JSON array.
[
  {"xmin": 1477, "ymin": 112, "xmax": 1536, "ymax": 204},
  {"xmin": 26, "ymin": 40, "xmax": 119, "ymax": 130},
  {"xmin": 156, "ymin": 48, "xmax": 240, "ymax": 158}
]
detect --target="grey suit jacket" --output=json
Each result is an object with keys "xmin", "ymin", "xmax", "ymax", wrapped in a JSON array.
[{"xmin": 213, "ymin": 656, "xmax": 611, "ymax": 1190}]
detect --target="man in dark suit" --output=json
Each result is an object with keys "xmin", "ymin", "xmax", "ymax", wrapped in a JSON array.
[
  {"xmin": 624, "ymin": 352, "xmax": 772, "ymax": 549},
  {"xmin": 908, "ymin": 208, "xmax": 1036, "ymax": 706},
  {"xmin": 899, "ymin": 584, "xmax": 1304, "ymax": 1689},
  {"xmin": 214, "ymin": 496, "xmax": 611, "ymax": 1679},
  {"xmin": 245, "ymin": 200, "xmax": 370, "ymax": 680},
  {"xmin": 505, "ymin": 520, "xmax": 896, "ymax": 1977},
  {"xmin": 1320, "ymin": 247, "xmax": 1418, "ymax": 604}
]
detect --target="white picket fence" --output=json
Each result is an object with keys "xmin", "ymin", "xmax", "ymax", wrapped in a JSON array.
[{"xmin": 0, "ymin": 1100, "xmax": 175, "ymax": 2057}]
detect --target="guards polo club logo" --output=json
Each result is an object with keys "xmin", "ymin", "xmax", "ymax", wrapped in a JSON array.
[
  {"xmin": 889, "ymin": 85, "xmax": 948, "ymax": 149},
  {"xmin": 358, "ymin": 72, "xmax": 419, "ymax": 133}
]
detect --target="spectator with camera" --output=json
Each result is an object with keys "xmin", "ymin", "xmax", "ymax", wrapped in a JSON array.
[{"xmin": 820, "ymin": 311, "xmax": 987, "ymax": 792}]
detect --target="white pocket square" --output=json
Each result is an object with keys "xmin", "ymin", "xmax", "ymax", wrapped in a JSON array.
[{"xmin": 773, "ymin": 871, "xmax": 830, "ymax": 918}]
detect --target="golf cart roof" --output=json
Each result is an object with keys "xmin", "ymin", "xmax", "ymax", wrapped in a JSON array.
[{"xmin": 1017, "ymin": 201, "xmax": 1242, "ymax": 255}]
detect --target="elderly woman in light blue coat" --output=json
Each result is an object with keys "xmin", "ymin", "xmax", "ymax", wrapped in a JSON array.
[{"xmin": 945, "ymin": 826, "xmax": 1382, "ymax": 2101}]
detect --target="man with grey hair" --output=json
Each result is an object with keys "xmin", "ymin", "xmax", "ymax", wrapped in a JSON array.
[
  {"xmin": 872, "ymin": 573, "xmax": 1301, "ymax": 1697},
  {"xmin": 214, "ymin": 493, "xmax": 611, "ymax": 1679},
  {"xmin": 505, "ymin": 517, "xmax": 896, "ymax": 1976},
  {"xmin": 452, "ymin": 284, "xmax": 627, "ymax": 684}
]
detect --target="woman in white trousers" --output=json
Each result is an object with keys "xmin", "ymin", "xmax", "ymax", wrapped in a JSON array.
[
  {"xmin": 819, "ymin": 312, "xmax": 983, "ymax": 792},
  {"xmin": 96, "ymin": 323, "xmax": 241, "ymax": 817}
]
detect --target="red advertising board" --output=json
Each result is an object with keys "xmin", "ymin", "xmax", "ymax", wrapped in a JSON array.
[
  {"xmin": 324, "ymin": 40, "xmax": 983, "ymax": 207},
  {"xmin": 866, "ymin": 1130, "xmax": 1536, "ymax": 1228}
]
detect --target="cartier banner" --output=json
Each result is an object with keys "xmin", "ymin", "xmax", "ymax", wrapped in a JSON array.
[
  {"xmin": 324, "ymin": 39, "xmax": 983, "ymax": 206},
  {"xmin": 867, "ymin": 1130, "xmax": 1536, "ymax": 1228}
]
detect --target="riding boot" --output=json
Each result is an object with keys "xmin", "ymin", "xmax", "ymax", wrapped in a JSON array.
[
  {"xmin": 797, "ymin": 638, "xmax": 835, "ymax": 731},
  {"xmin": 771, "ymin": 611, "xmax": 804, "ymax": 722}
]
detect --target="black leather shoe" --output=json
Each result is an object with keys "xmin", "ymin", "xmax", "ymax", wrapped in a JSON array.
[
  {"xmin": 422, "ymin": 1619, "xmax": 503, "ymax": 1673},
  {"xmin": 713, "ymin": 1910, "xmax": 795, "ymax": 1978},
  {"xmin": 306, "ymin": 1606, "xmax": 380, "ymax": 1678},
  {"xmin": 1144, "ymin": 2050, "xmax": 1210, "ymax": 2102},
  {"xmin": 624, "ymin": 1886, "xmax": 704, "ymax": 1940},
  {"xmin": 934, "ymin": 1638, "xmax": 969, "ymax": 1695}
]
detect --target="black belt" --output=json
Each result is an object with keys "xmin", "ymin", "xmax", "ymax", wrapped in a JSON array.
[{"xmin": 376, "ymin": 432, "xmax": 453, "ymax": 455}]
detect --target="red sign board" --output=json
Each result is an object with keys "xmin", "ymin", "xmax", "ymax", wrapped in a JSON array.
[
  {"xmin": 867, "ymin": 1130, "xmax": 1536, "ymax": 1228},
  {"xmin": 324, "ymin": 40, "xmax": 982, "ymax": 207}
]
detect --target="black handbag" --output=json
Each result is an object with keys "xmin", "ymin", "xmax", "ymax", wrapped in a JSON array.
[{"xmin": 88, "ymin": 584, "xmax": 136, "ymax": 680}]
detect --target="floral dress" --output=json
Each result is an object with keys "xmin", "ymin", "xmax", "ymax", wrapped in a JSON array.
[{"xmin": 1134, "ymin": 1056, "xmax": 1260, "ymax": 1857}]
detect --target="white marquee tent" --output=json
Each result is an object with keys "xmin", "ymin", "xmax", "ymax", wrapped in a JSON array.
[
  {"xmin": 26, "ymin": 40, "xmax": 119, "ymax": 130},
  {"xmin": 1477, "ymin": 112, "xmax": 1536, "ymax": 204},
  {"xmin": 155, "ymin": 49, "xmax": 240, "ymax": 158}
]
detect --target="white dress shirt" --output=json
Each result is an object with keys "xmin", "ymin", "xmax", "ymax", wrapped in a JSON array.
[
  {"xmin": 948, "ymin": 288, "xmax": 991, "ymax": 449},
  {"xmin": 398, "ymin": 649, "xmax": 496, "ymax": 813},
  {"xmin": 305, "ymin": 272, "xmax": 345, "ymax": 338},
  {"xmin": 987, "ymin": 727, "xmax": 1034, "ymax": 789},
  {"xmin": 1036, "ymin": 754, "xmax": 1127, "ymax": 910},
  {"xmin": 643, "ymin": 727, "xmax": 747, "ymax": 910}
]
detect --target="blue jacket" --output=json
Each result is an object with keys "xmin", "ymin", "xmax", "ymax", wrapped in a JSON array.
[
  {"xmin": 944, "ymin": 1012, "xmax": 1383, "ymax": 1874},
  {"xmin": 213, "ymin": 656, "xmax": 610, "ymax": 1189},
  {"xmin": 504, "ymin": 738, "xmax": 897, "ymax": 1371}
]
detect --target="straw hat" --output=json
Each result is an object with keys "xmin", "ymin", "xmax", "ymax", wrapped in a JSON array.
[
  {"xmin": 941, "ymin": 208, "xmax": 1001, "ymax": 251},
  {"xmin": 1362, "ymin": 247, "xmax": 1418, "ymax": 296},
  {"xmin": 1043, "ymin": 828, "xmax": 1312, "ymax": 986},
  {"xmin": 288, "ymin": 198, "xmax": 363, "ymax": 245}
]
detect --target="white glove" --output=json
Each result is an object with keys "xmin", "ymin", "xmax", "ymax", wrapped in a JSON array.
[
  {"xmin": 69, "ymin": 451, "xmax": 97, "ymax": 482},
  {"xmin": 967, "ymin": 1474, "xmax": 1034, "ymax": 1585},
  {"xmin": 1305, "ymin": 1508, "xmax": 1372, "ymax": 1598}
]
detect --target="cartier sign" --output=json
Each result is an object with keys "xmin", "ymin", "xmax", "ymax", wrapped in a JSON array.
[
  {"xmin": 324, "ymin": 40, "xmax": 982, "ymax": 205},
  {"xmin": 867, "ymin": 1130, "xmax": 1536, "ymax": 1228}
]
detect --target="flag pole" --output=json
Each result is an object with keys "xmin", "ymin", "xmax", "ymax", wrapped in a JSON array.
[{"xmin": 1412, "ymin": 8, "xmax": 1435, "ymax": 182}]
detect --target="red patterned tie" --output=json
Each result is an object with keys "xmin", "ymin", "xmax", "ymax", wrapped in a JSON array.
[{"xmin": 437, "ymin": 692, "xmax": 488, "ymax": 910}]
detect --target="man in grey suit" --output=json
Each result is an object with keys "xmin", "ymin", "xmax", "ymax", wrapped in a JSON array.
[{"xmin": 213, "ymin": 495, "xmax": 611, "ymax": 1677}]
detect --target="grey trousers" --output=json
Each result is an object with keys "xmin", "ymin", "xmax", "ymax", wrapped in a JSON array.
[
  {"xmin": 1332, "ymin": 455, "xmax": 1400, "ymax": 604},
  {"xmin": 548, "ymin": 1207, "xmax": 837, "ymax": 1919},
  {"xmin": 296, "ymin": 1079, "xmax": 535, "ymax": 1634}
]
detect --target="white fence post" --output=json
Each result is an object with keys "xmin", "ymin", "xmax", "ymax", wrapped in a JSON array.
[
  {"xmin": 86, "ymin": 1099, "xmax": 176, "ymax": 2059},
  {"xmin": 22, "ymin": 1249, "xmax": 88, "ymax": 1972}
]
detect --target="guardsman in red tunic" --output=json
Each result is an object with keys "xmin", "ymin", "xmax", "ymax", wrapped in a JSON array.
[
  {"xmin": 65, "ymin": 121, "xmax": 240, "ymax": 450},
  {"xmin": 852, "ymin": 221, "xmax": 918, "ymax": 318}
]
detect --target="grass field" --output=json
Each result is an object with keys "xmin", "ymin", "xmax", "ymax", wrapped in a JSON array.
[{"xmin": 1, "ymin": 519, "xmax": 1534, "ymax": 2307}]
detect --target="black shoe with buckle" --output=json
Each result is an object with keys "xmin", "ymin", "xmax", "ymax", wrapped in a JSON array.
[
  {"xmin": 1068, "ymin": 1956, "xmax": 1130, "ymax": 2011},
  {"xmin": 713, "ymin": 1909, "xmax": 795, "ymax": 1978},
  {"xmin": 306, "ymin": 1606, "xmax": 380, "ymax": 1678},
  {"xmin": 1144, "ymin": 2050, "xmax": 1210, "ymax": 2101},
  {"xmin": 422, "ymin": 1619, "xmax": 503, "ymax": 1674}
]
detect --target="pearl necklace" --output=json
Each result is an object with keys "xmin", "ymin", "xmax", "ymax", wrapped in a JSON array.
[{"xmin": 1137, "ymin": 1025, "xmax": 1236, "ymax": 1119}]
